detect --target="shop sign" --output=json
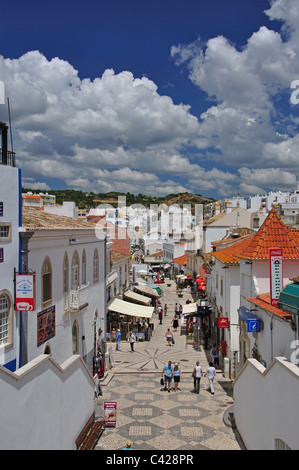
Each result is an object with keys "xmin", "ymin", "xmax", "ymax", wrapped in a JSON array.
[
  {"xmin": 218, "ymin": 317, "xmax": 229, "ymax": 328},
  {"xmin": 247, "ymin": 319, "xmax": 260, "ymax": 333},
  {"xmin": 104, "ymin": 401, "xmax": 117, "ymax": 427},
  {"xmin": 15, "ymin": 273, "xmax": 36, "ymax": 311},
  {"xmin": 270, "ymin": 248, "xmax": 283, "ymax": 306}
]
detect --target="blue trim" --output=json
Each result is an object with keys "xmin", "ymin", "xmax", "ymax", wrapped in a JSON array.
[
  {"xmin": 18, "ymin": 168, "xmax": 22, "ymax": 368},
  {"xmin": 238, "ymin": 306, "xmax": 258, "ymax": 322},
  {"xmin": 3, "ymin": 359, "xmax": 16, "ymax": 372}
]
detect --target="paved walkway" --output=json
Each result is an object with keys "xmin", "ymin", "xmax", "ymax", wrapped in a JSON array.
[{"xmin": 94, "ymin": 280, "xmax": 245, "ymax": 451}]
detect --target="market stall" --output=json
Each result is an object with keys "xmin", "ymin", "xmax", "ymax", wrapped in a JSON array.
[{"xmin": 107, "ymin": 298, "xmax": 154, "ymax": 342}]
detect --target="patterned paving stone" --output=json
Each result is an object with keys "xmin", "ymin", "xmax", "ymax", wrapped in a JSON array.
[{"xmin": 94, "ymin": 281, "xmax": 245, "ymax": 451}]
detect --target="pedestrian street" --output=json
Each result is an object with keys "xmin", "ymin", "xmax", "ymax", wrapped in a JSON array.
[{"xmin": 94, "ymin": 280, "xmax": 245, "ymax": 451}]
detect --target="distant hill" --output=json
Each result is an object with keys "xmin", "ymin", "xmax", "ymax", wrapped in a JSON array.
[{"xmin": 22, "ymin": 189, "xmax": 215, "ymax": 211}]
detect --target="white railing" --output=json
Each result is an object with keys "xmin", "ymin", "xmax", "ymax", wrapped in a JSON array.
[{"xmin": 69, "ymin": 284, "xmax": 89, "ymax": 310}]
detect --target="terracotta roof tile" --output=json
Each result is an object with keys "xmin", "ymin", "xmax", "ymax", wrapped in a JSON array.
[
  {"xmin": 238, "ymin": 209, "xmax": 299, "ymax": 260},
  {"xmin": 212, "ymin": 236, "xmax": 254, "ymax": 265},
  {"xmin": 173, "ymin": 254, "xmax": 187, "ymax": 265},
  {"xmin": 22, "ymin": 206, "xmax": 94, "ymax": 230},
  {"xmin": 247, "ymin": 294, "xmax": 292, "ymax": 319}
]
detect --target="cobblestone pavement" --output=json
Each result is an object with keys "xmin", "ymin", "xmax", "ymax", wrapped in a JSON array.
[{"xmin": 94, "ymin": 280, "xmax": 245, "ymax": 451}]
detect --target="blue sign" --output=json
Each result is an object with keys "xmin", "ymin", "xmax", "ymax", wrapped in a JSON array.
[{"xmin": 247, "ymin": 319, "xmax": 260, "ymax": 333}]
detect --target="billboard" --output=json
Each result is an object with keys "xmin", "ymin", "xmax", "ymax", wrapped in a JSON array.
[
  {"xmin": 15, "ymin": 273, "xmax": 36, "ymax": 311},
  {"xmin": 269, "ymin": 248, "xmax": 283, "ymax": 307}
]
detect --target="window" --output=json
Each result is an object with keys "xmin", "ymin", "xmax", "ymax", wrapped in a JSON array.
[
  {"xmin": 0, "ymin": 248, "xmax": 3, "ymax": 263},
  {"xmin": 0, "ymin": 293, "xmax": 10, "ymax": 345},
  {"xmin": 0, "ymin": 223, "xmax": 11, "ymax": 241},
  {"xmin": 93, "ymin": 249, "xmax": 99, "ymax": 283},
  {"xmin": 275, "ymin": 439, "xmax": 291, "ymax": 450},
  {"xmin": 72, "ymin": 321, "xmax": 79, "ymax": 354},
  {"xmin": 0, "ymin": 202, "xmax": 3, "ymax": 217},
  {"xmin": 63, "ymin": 253, "xmax": 69, "ymax": 311},
  {"xmin": 82, "ymin": 250, "xmax": 86, "ymax": 285},
  {"xmin": 42, "ymin": 257, "xmax": 52, "ymax": 304},
  {"xmin": 71, "ymin": 251, "xmax": 80, "ymax": 289}
]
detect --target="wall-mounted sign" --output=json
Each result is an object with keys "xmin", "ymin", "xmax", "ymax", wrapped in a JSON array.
[
  {"xmin": 247, "ymin": 319, "xmax": 260, "ymax": 333},
  {"xmin": 269, "ymin": 248, "xmax": 283, "ymax": 307},
  {"xmin": 15, "ymin": 273, "xmax": 36, "ymax": 311},
  {"xmin": 37, "ymin": 305, "xmax": 55, "ymax": 346},
  {"xmin": 218, "ymin": 317, "xmax": 229, "ymax": 328}
]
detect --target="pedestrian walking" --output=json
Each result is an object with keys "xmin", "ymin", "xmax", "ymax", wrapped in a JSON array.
[
  {"xmin": 128, "ymin": 331, "xmax": 136, "ymax": 352},
  {"xmin": 179, "ymin": 304, "xmax": 183, "ymax": 317},
  {"xmin": 173, "ymin": 363, "xmax": 182, "ymax": 392},
  {"xmin": 158, "ymin": 308, "xmax": 163, "ymax": 325},
  {"xmin": 210, "ymin": 343, "xmax": 220, "ymax": 367},
  {"xmin": 172, "ymin": 315, "xmax": 178, "ymax": 332},
  {"xmin": 175, "ymin": 302, "xmax": 179, "ymax": 316},
  {"xmin": 162, "ymin": 360, "xmax": 174, "ymax": 392},
  {"xmin": 191, "ymin": 361, "xmax": 203, "ymax": 394},
  {"xmin": 116, "ymin": 329, "xmax": 121, "ymax": 351},
  {"xmin": 205, "ymin": 362, "xmax": 216, "ymax": 394},
  {"xmin": 165, "ymin": 328, "xmax": 173, "ymax": 346},
  {"xmin": 164, "ymin": 303, "xmax": 168, "ymax": 316}
]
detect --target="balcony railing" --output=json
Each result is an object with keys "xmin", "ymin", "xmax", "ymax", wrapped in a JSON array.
[
  {"xmin": 69, "ymin": 284, "xmax": 89, "ymax": 310},
  {"xmin": 0, "ymin": 148, "xmax": 15, "ymax": 167}
]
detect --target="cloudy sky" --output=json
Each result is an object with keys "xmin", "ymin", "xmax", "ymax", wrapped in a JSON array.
[{"xmin": 0, "ymin": 0, "xmax": 299, "ymax": 199}]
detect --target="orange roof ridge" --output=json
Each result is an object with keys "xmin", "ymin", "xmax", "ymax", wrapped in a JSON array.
[
  {"xmin": 212, "ymin": 235, "xmax": 254, "ymax": 265},
  {"xmin": 239, "ymin": 209, "xmax": 299, "ymax": 260}
]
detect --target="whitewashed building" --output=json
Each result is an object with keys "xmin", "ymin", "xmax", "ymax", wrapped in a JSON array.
[
  {"xmin": 20, "ymin": 206, "xmax": 107, "ymax": 374},
  {"xmin": 0, "ymin": 121, "xmax": 21, "ymax": 371}
]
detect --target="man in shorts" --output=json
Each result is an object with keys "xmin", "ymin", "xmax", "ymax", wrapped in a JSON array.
[{"xmin": 162, "ymin": 360, "xmax": 174, "ymax": 393}]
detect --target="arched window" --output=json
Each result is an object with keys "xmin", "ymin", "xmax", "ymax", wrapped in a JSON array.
[
  {"xmin": 93, "ymin": 249, "xmax": 99, "ymax": 283},
  {"xmin": 71, "ymin": 251, "xmax": 80, "ymax": 289},
  {"xmin": 82, "ymin": 250, "xmax": 87, "ymax": 286},
  {"xmin": 63, "ymin": 253, "xmax": 69, "ymax": 311},
  {"xmin": 72, "ymin": 321, "xmax": 79, "ymax": 354},
  {"xmin": 0, "ymin": 292, "xmax": 12, "ymax": 346},
  {"xmin": 42, "ymin": 257, "xmax": 52, "ymax": 305}
]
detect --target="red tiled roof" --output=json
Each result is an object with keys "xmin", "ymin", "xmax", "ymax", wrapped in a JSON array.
[
  {"xmin": 212, "ymin": 235, "xmax": 254, "ymax": 265},
  {"xmin": 238, "ymin": 209, "xmax": 299, "ymax": 260},
  {"xmin": 173, "ymin": 254, "xmax": 187, "ymax": 266},
  {"xmin": 247, "ymin": 293, "xmax": 292, "ymax": 319}
]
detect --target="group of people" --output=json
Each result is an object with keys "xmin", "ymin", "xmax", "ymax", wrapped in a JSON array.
[
  {"xmin": 115, "ymin": 329, "xmax": 136, "ymax": 352},
  {"xmin": 161, "ymin": 360, "xmax": 217, "ymax": 395}
]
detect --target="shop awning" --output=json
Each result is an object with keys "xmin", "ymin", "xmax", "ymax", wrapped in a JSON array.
[
  {"xmin": 108, "ymin": 298, "xmax": 154, "ymax": 318},
  {"xmin": 183, "ymin": 302, "xmax": 198, "ymax": 315},
  {"xmin": 278, "ymin": 282, "xmax": 299, "ymax": 316},
  {"xmin": 134, "ymin": 284, "xmax": 160, "ymax": 298},
  {"xmin": 123, "ymin": 291, "xmax": 152, "ymax": 305}
]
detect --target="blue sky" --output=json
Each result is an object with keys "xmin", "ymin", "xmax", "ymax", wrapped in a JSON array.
[{"xmin": 0, "ymin": 0, "xmax": 298, "ymax": 199}]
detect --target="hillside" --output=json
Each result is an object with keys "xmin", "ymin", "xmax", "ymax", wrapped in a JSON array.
[{"xmin": 22, "ymin": 189, "xmax": 215, "ymax": 210}]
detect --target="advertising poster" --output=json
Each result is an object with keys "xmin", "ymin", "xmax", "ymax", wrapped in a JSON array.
[
  {"xmin": 15, "ymin": 273, "xmax": 36, "ymax": 311},
  {"xmin": 269, "ymin": 248, "xmax": 283, "ymax": 306},
  {"xmin": 104, "ymin": 401, "xmax": 117, "ymax": 427},
  {"xmin": 37, "ymin": 305, "xmax": 56, "ymax": 346}
]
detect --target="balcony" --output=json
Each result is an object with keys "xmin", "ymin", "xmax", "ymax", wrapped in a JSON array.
[
  {"xmin": 0, "ymin": 148, "xmax": 15, "ymax": 167},
  {"xmin": 69, "ymin": 284, "xmax": 89, "ymax": 310}
]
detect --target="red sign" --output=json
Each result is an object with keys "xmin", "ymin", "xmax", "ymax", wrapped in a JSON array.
[
  {"xmin": 104, "ymin": 401, "xmax": 117, "ymax": 427},
  {"xmin": 15, "ymin": 274, "xmax": 36, "ymax": 311},
  {"xmin": 218, "ymin": 317, "xmax": 229, "ymax": 328},
  {"xmin": 269, "ymin": 248, "xmax": 283, "ymax": 307}
]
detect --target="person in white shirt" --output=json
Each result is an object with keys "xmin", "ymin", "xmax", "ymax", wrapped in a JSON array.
[
  {"xmin": 205, "ymin": 362, "xmax": 216, "ymax": 394},
  {"xmin": 191, "ymin": 361, "xmax": 203, "ymax": 394},
  {"xmin": 128, "ymin": 331, "xmax": 136, "ymax": 352}
]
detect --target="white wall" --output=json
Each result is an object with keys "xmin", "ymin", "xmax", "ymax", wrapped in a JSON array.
[
  {"xmin": 0, "ymin": 354, "xmax": 95, "ymax": 450},
  {"xmin": 0, "ymin": 165, "xmax": 21, "ymax": 370},
  {"xmin": 234, "ymin": 357, "xmax": 299, "ymax": 450},
  {"xmin": 25, "ymin": 229, "xmax": 106, "ymax": 373}
]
